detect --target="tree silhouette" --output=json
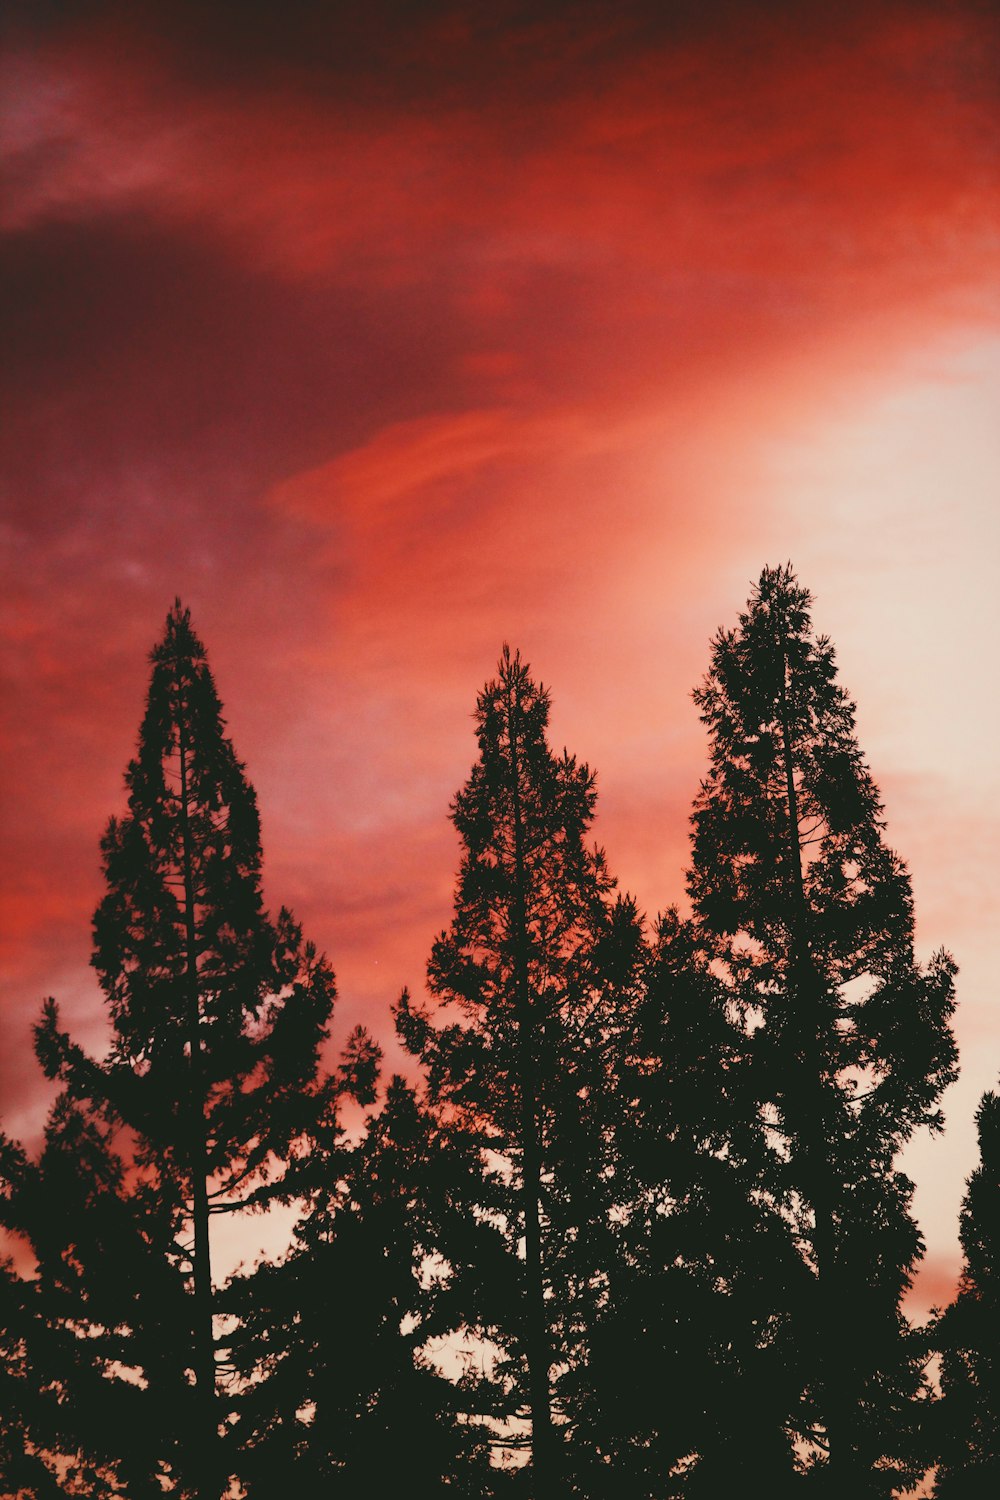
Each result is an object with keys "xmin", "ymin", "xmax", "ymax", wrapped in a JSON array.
[
  {"xmin": 396, "ymin": 646, "xmax": 646, "ymax": 1496},
  {"xmin": 687, "ymin": 564, "xmax": 957, "ymax": 1494},
  {"xmin": 0, "ymin": 587, "xmax": 973, "ymax": 1495},
  {"xmin": 228, "ymin": 1072, "xmax": 504, "ymax": 1495},
  {"xmin": 0, "ymin": 602, "xmax": 336, "ymax": 1498},
  {"xmin": 934, "ymin": 1080, "xmax": 1000, "ymax": 1495},
  {"xmin": 576, "ymin": 910, "xmax": 807, "ymax": 1497}
]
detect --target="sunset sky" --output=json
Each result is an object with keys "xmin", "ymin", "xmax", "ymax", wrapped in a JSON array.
[{"xmin": 2, "ymin": 0, "xmax": 998, "ymax": 1309}]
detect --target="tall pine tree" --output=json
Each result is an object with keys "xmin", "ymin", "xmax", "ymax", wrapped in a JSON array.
[
  {"xmin": 396, "ymin": 646, "xmax": 647, "ymax": 1497},
  {"xmin": 0, "ymin": 602, "xmax": 337, "ymax": 1498},
  {"xmin": 934, "ymin": 1079, "xmax": 1000, "ymax": 1494},
  {"xmin": 687, "ymin": 564, "xmax": 957, "ymax": 1494}
]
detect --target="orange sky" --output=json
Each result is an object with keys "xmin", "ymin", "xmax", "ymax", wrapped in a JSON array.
[{"xmin": 1, "ymin": 0, "xmax": 998, "ymax": 1309}]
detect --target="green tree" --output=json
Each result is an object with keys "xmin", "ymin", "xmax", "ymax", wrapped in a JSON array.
[
  {"xmin": 0, "ymin": 602, "xmax": 336, "ymax": 1498},
  {"xmin": 396, "ymin": 646, "xmax": 647, "ymax": 1497},
  {"xmin": 687, "ymin": 564, "xmax": 957, "ymax": 1494},
  {"xmin": 934, "ymin": 1082, "xmax": 1000, "ymax": 1495}
]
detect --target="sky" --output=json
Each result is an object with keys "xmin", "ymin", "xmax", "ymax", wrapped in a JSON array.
[{"xmin": 1, "ymin": 0, "xmax": 998, "ymax": 1311}]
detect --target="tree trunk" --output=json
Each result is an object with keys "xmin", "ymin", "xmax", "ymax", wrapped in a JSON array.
[
  {"xmin": 506, "ymin": 681, "xmax": 557, "ymax": 1500},
  {"xmin": 776, "ymin": 653, "xmax": 858, "ymax": 1496},
  {"xmin": 177, "ymin": 695, "xmax": 221, "ymax": 1500}
]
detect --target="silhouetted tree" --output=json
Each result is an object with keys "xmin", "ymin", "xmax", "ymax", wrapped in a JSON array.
[
  {"xmin": 934, "ymin": 1080, "xmax": 1000, "ymax": 1495},
  {"xmin": 0, "ymin": 1087, "xmax": 194, "ymax": 1498},
  {"xmin": 0, "ymin": 602, "xmax": 337, "ymax": 1498},
  {"xmin": 687, "ymin": 564, "xmax": 957, "ymax": 1495},
  {"xmin": 229, "ymin": 1071, "xmax": 505, "ymax": 1495},
  {"xmin": 576, "ymin": 910, "xmax": 806, "ymax": 1497},
  {"xmin": 396, "ymin": 646, "xmax": 646, "ymax": 1497}
]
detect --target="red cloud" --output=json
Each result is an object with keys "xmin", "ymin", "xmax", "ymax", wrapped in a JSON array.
[{"xmin": 2, "ymin": 0, "xmax": 996, "ymax": 1303}]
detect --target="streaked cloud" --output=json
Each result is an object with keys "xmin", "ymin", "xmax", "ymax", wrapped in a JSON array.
[{"xmin": 1, "ymin": 0, "xmax": 997, "ymax": 1292}]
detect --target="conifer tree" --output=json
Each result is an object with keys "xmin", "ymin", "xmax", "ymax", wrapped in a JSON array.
[
  {"xmin": 0, "ymin": 602, "xmax": 337, "ymax": 1498},
  {"xmin": 578, "ymin": 911, "xmax": 807, "ymax": 1497},
  {"xmin": 686, "ymin": 564, "xmax": 957, "ymax": 1494},
  {"xmin": 396, "ymin": 646, "xmax": 646, "ymax": 1497},
  {"xmin": 934, "ymin": 1081, "xmax": 1000, "ymax": 1495},
  {"xmin": 229, "ymin": 1072, "xmax": 503, "ymax": 1495}
]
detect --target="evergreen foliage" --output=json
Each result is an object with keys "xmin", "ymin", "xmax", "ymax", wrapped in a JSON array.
[
  {"xmin": 0, "ymin": 603, "xmax": 337, "ymax": 1498},
  {"xmin": 0, "ymin": 584, "xmax": 982, "ymax": 1494},
  {"xmin": 396, "ymin": 646, "xmax": 647, "ymax": 1496},
  {"xmin": 934, "ymin": 1082, "xmax": 1000, "ymax": 1495},
  {"xmin": 687, "ymin": 563, "xmax": 957, "ymax": 1493},
  {"xmin": 579, "ymin": 910, "xmax": 806, "ymax": 1497},
  {"xmin": 228, "ymin": 1069, "xmax": 504, "ymax": 1495}
]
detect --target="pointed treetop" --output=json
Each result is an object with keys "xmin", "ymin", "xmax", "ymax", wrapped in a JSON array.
[
  {"xmin": 154, "ymin": 597, "xmax": 208, "ymax": 665},
  {"xmin": 493, "ymin": 642, "xmax": 544, "ymax": 697}
]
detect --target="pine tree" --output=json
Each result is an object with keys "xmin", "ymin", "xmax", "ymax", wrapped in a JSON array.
[
  {"xmin": 578, "ymin": 911, "xmax": 807, "ymax": 1497},
  {"xmin": 396, "ymin": 646, "xmax": 647, "ymax": 1497},
  {"xmin": 687, "ymin": 564, "xmax": 957, "ymax": 1494},
  {"xmin": 228, "ymin": 1071, "xmax": 503, "ymax": 1495},
  {"xmin": 1, "ymin": 1087, "xmax": 190, "ymax": 1497},
  {"xmin": 0, "ymin": 602, "xmax": 336, "ymax": 1498},
  {"xmin": 934, "ymin": 1081, "xmax": 1000, "ymax": 1495}
]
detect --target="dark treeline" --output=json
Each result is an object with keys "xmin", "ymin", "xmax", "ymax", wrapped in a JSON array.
[{"xmin": 0, "ymin": 565, "xmax": 992, "ymax": 1497}]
